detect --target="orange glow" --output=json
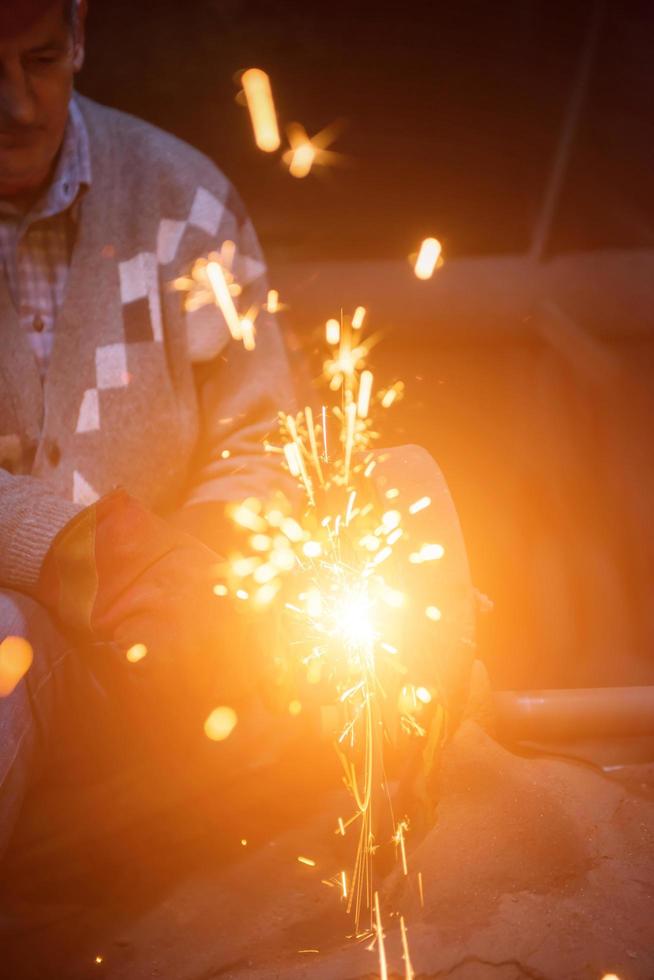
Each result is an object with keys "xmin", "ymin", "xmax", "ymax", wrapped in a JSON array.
[
  {"xmin": 126, "ymin": 643, "xmax": 147, "ymax": 663},
  {"xmin": 425, "ymin": 605, "xmax": 442, "ymax": 622},
  {"xmin": 241, "ymin": 68, "xmax": 281, "ymax": 152},
  {"xmin": 297, "ymin": 855, "xmax": 316, "ymax": 867},
  {"xmin": 204, "ymin": 706, "xmax": 238, "ymax": 741},
  {"xmin": 0, "ymin": 636, "xmax": 33, "ymax": 696},
  {"xmin": 414, "ymin": 237, "xmax": 442, "ymax": 280},
  {"xmin": 266, "ymin": 288, "xmax": 279, "ymax": 313},
  {"xmin": 206, "ymin": 261, "xmax": 243, "ymax": 341}
]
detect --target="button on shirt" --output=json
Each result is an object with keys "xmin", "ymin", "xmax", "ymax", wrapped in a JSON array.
[{"xmin": 0, "ymin": 98, "xmax": 92, "ymax": 379}]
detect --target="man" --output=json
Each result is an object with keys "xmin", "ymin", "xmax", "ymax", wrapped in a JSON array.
[{"xmin": 0, "ymin": 0, "xmax": 294, "ymax": 862}]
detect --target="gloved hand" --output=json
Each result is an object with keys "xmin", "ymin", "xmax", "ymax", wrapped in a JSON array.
[
  {"xmin": 363, "ymin": 445, "xmax": 477, "ymax": 831},
  {"xmin": 368, "ymin": 445, "xmax": 476, "ymax": 730},
  {"xmin": 36, "ymin": 490, "xmax": 252, "ymax": 711}
]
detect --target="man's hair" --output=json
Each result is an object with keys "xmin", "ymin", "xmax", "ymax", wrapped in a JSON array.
[{"xmin": 0, "ymin": 0, "xmax": 79, "ymax": 38}]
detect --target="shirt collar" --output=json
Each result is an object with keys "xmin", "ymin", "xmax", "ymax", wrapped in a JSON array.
[
  {"xmin": 0, "ymin": 94, "xmax": 92, "ymax": 224},
  {"xmin": 36, "ymin": 95, "xmax": 92, "ymax": 221}
]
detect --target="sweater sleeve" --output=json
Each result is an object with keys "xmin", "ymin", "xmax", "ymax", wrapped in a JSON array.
[
  {"xmin": 0, "ymin": 469, "xmax": 82, "ymax": 593},
  {"xmin": 169, "ymin": 196, "xmax": 297, "ymax": 550}
]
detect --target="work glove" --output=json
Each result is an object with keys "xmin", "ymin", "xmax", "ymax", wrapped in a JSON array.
[
  {"xmin": 363, "ymin": 445, "xmax": 477, "ymax": 834},
  {"xmin": 36, "ymin": 490, "xmax": 254, "ymax": 725},
  {"xmin": 368, "ymin": 445, "xmax": 476, "ymax": 736}
]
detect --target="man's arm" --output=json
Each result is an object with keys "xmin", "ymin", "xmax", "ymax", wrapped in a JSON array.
[{"xmin": 0, "ymin": 470, "xmax": 81, "ymax": 593}]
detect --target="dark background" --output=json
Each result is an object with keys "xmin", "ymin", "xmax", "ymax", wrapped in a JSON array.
[{"xmin": 79, "ymin": 0, "xmax": 654, "ymax": 690}]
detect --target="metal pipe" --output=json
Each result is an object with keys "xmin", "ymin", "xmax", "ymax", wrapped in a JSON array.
[{"xmin": 493, "ymin": 686, "xmax": 654, "ymax": 741}]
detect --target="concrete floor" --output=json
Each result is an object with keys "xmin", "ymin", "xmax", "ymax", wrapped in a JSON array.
[{"xmin": 3, "ymin": 719, "xmax": 654, "ymax": 980}]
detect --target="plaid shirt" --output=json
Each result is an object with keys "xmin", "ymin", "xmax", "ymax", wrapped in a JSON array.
[{"xmin": 0, "ymin": 98, "xmax": 91, "ymax": 379}]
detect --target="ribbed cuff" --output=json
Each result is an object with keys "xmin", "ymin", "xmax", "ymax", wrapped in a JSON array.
[{"xmin": 1, "ymin": 491, "xmax": 82, "ymax": 594}]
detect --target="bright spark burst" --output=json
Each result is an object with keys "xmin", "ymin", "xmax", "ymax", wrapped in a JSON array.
[{"xmin": 218, "ymin": 312, "xmax": 444, "ymax": 949}]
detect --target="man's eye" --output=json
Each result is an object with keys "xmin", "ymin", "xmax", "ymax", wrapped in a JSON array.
[{"xmin": 27, "ymin": 52, "xmax": 63, "ymax": 68}]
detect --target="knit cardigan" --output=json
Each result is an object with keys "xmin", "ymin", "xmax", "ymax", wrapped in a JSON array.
[{"xmin": 0, "ymin": 95, "xmax": 294, "ymax": 593}]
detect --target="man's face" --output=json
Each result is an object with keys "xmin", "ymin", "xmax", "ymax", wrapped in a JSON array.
[{"xmin": 0, "ymin": 1, "xmax": 84, "ymax": 199}]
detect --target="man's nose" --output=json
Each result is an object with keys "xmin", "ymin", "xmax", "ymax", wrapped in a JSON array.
[{"xmin": 0, "ymin": 62, "xmax": 37, "ymax": 127}]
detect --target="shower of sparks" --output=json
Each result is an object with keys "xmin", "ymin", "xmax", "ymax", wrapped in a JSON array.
[
  {"xmin": 414, "ymin": 237, "xmax": 442, "ymax": 280},
  {"xmin": 218, "ymin": 312, "xmax": 444, "ymax": 954},
  {"xmin": 171, "ymin": 245, "xmax": 260, "ymax": 350},
  {"xmin": 241, "ymin": 68, "xmax": 281, "ymax": 152}
]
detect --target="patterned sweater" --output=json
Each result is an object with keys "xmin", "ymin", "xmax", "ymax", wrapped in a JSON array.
[{"xmin": 0, "ymin": 95, "xmax": 294, "ymax": 593}]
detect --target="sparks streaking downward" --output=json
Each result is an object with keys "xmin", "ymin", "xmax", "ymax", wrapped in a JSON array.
[{"xmin": 218, "ymin": 310, "xmax": 447, "ymax": 972}]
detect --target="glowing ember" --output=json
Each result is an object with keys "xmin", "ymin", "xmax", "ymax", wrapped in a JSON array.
[
  {"xmin": 126, "ymin": 642, "xmax": 147, "ymax": 663},
  {"xmin": 409, "ymin": 495, "xmax": 431, "ymax": 514},
  {"xmin": 241, "ymin": 68, "xmax": 281, "ymax": 152},
  {"xmin": 204, "ymin": 706, "xmax": 238, "ymax": 741},
  {"xmin": 326, "ymin": 317, "xmax": 341, "ymax": 345},
  {"xmin": 283, "ymin": 120, "xmax": 342, "ymax": 178},
  {"xmin": 374, "ymin": 891, "xmax": 388, "ymax": 980},
  {"xmin": 297, "ymin": 855, "xmax": 317, "ymax": 867},
  {"xmin": 288, "ymin": 136, "xmax": 316, "ymax": 178},
  {"xmin": 414, "ymin": 237, "xmax": 442, "ymax": 280},
  {"xmin": 266, "ymin": 288, "xmax": 280, "ymax": 313},
  {"xmin": 351, "ymin": 305, "xmax": 366, "ymax": 330},
  {"xmin": 0, "ymin": 636, "xmax": 33, "ymax": 696},
  {"xmin": 206, "ymin": 260, "xmax": 244, "ymax": 342},
  {"xmin": 400, "ymin": 916, "xmax": 415, "ymax": 980}
]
